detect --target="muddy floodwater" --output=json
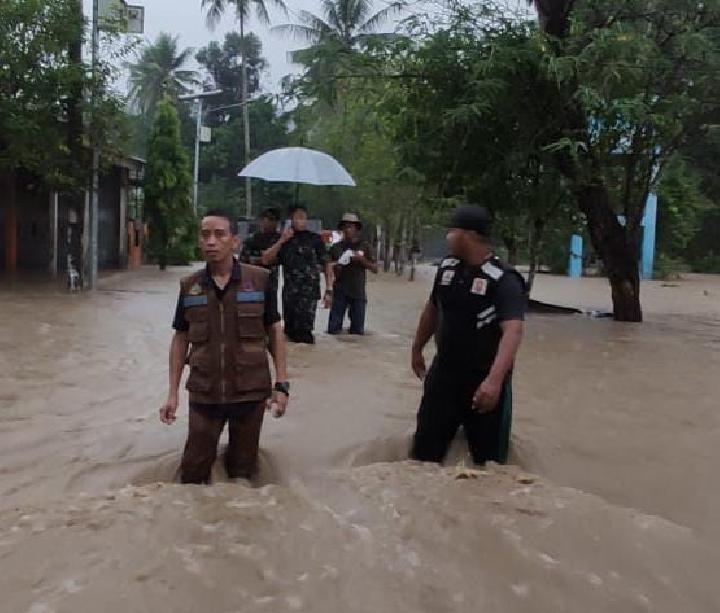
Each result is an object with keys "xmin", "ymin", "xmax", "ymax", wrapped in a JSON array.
[{"xmin": 0, "ymin": 267, "xmax": 719, "ymax": 612}]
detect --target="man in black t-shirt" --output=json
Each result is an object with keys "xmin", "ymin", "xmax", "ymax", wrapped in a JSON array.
[
  {"xmin": 328, "ymin": 213, "xmax": 378, "ymax": 335},
  {"xmin": 410, "ymin": 205, "xmax": 527, "ymax": 465},
  {"xmin": 240, "ymin": 207, "xmax": 281, "ymax": 294}
]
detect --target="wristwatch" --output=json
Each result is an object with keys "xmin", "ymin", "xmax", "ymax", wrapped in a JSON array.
[{"xmin": 274, "ymin": 381, "xmax": 290, "ymax": 396}]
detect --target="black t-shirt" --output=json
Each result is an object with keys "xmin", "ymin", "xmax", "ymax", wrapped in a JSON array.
[
  {"xmin": 430, "ymin": 256, "xmax": 526, "ymax": 374},
  {"xmin": 240, "ymin": 231, "xmax": 281, "ymax": 289},
  {"xmin": 329, "ymin": 239, "xmax": 374, "ymax": 300}
]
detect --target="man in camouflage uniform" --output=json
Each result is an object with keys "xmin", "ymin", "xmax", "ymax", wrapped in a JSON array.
[
  {"xmin": 240, "ymin": 207, "xmax": 281, "ymax": 295},
  {"xmin": 263, "ymin": 206, "xmax": 334, "ymax": 344}
]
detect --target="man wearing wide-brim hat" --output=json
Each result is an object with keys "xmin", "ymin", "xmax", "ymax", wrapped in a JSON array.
[{"xmin": 327, "ymin": 213, "xmax": 378, "ymax": 335}]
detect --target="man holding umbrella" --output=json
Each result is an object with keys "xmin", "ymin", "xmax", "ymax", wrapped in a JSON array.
[
  {"xmin": 328, "ymin": 213, "xmax": 378, "ymax": 335},
  {"xmin": 262, "ymin": 205, "xmax": 334, "ymax": 344}
]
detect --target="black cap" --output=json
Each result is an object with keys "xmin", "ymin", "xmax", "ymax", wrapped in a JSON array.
[{"xmin": 448, "ymin": 205, "xmax": 492, "ymax": 237}]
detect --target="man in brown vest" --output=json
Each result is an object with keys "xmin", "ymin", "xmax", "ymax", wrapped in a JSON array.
[{"xmin": 159, "ymin": 209, "xmax": 289, "ymax": 484}]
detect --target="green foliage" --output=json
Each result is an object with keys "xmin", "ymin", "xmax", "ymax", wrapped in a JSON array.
[
  {"xmin": 128, "ymin": 33, "xmax": 198, "ymax": 116},
  {"xmin": 276, "ymin": 0, "xmax": 404, "ymax": 106},
  {"xmin": 144, "ymin": 99, "xmax": 196, "ymax": 267},
  {"xmin": 656, "ymin": 157, "xmax": 710, "ymax": 261},
  {"xmin": 196, "ymin": 32, "xmax": 266, "ymax": 108},
  {"xmin": 197, "ymin": 96, "xmax": 291, "ymax": 214},
  {"xmin": 0, "ymin": 0, "xmax": 128, "ymax": 191}
]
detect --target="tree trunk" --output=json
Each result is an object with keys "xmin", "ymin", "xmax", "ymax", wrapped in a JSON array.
[
  {"xmin": 577, "ymin": 183, "xmax": 643, "ymax": 322},
  {"xmin": 504, "ymin": 235, "xmax": 519, "ymax": 267},
  {"xmin": 397, "ymin": 215, "xmax": 408, "ymax": 276},
  {"xmin": 526, "ymin": 218, "xmax": 544, "ymax": 293},
  {"xmin": 382, "ymin": 223, "xmax": 391, "ymax": 273}
]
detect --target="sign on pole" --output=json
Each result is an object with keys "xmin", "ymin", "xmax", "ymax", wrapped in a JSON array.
[
  {"xmin": 99, "ymin": 0, "xmax": 144, "ymax": 33},
  {"xmin": 200, "ymin": 127, "xmax": 212, "ymax": 143}
]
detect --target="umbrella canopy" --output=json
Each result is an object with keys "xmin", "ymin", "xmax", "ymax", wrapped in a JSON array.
[{"xmin": 239, "ymin": 147, "xmax": 356, "ymax": 187}]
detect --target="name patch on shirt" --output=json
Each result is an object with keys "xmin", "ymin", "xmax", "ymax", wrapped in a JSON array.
[
  {"xmin": 441, "ymin": 257, "xmax": 460, "ymax": 268},
  {"xmin": 183, "ymin": 294, "xmax": 208, "ymax": 308},
  {"xmin": 236, "ymin": 291, "xmax": 264, "ymax": 303},
  {"xmin": 481, "ymin": 261, "xmax": 504, "ymax": 280},
  {"xmin": 441, "ymin": 270, "xmax": 455, "ymax": 286},
  {"xmin": 471, "ymin": 277, "xmax": 488, "ymax": 295}
]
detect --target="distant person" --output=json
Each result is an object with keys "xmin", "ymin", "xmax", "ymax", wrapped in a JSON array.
[
  {"xmin": 159, "ymin": 209, "xmax": 290, "ymax": 484},
  {"xmin": 262, "ymin": 205, "xmax": 334, "ymax": 344},
  {"xmin": 240, "ymin": 207, "xmax": 282, "ymax": 295},
  {"xmin": 410, "ymin": 205, "xmax": 526, "ymax": 465},
  {"xmin": 328, "ymin": 213, "xmax": 378, "ymax": 335}
]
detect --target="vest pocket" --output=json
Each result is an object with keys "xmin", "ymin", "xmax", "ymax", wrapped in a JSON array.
[
  {"xmin": 234, "ymin": 353, "xmax": 271, "ymax": 393},
  {"xmin": 186, "ymin": 351, "xmax": 212, "ymax": 393},
  {"xmin": 237, "ymin": 305, "xmax": 265, "ymax": 339},
  {"xmin": 188, "ymin": 321, "xmax": 208, "ymax": 344}
]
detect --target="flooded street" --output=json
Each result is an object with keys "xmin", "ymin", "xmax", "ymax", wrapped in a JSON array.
[{"xmin": 1, "ymin": 267, "xmax": 719, "ymax": 612}]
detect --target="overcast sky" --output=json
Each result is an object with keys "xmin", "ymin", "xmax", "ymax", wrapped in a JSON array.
[
  {"xmin": 85, "ymin": 1, "xmax": 533, "ymax": 95},
  {"xmin": 85, "ymin": 0, "xmax": 364, "ymax": 95}
]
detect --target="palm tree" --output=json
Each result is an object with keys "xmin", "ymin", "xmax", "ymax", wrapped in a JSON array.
[
  {"xmin": 128, "ymin": 33, "xmax": 198, "ymax": 115},
  {"xmin": 274, "ymin": 0, "xmax": 404, "ymax": 106},
  {"xmin": 274, "ymin": 0, "xmax": 405, "ymax": 49},
  {"xmin": 201, "ymin": 0, "xmax": 287, "ymax": 217}
]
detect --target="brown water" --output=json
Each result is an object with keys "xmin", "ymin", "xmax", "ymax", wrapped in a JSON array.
[{"xmin": 0, "ymin": 267, "xmax": 719, "ymax": 612}]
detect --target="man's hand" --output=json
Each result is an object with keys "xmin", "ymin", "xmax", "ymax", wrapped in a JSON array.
[
  {"xmin": 266, "ymin": 391, "xmax": 289, "ymax": 418},
  {"xmin": 159, "ymin": 394, "xmax": 179, "ymax": 425},
  {"xmin": 411, "ymin": 348, "xmax": 427, "ymax": 380},
  {"xmin": 322, "ymin": 290, "xmax": 333, "ymax": 309},
  {"xmin": 472, "ymin": 377, "xmax": 503, "ymax": 413},
  {"xmin": 280, "ymin": 227, "xmax": 294, "ymax": 244}
]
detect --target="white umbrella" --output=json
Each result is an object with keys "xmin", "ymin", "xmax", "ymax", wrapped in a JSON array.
[{"xmin": 238, "ymin": 147, "xmax": 356, "ymax": 187}]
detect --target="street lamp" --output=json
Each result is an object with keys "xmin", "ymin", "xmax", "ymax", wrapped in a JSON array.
[{"xmin": 178, "ymin": 90, "xmax": 223, "ymax": 215}]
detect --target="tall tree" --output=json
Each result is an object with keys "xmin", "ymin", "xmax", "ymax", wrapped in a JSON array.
[
  {"xmin": 276, "ymin": 0, "xmax": 404, "ymax": 47},
  {"xmin": 202, "ymin": 0, "xmax": 287, "ymax": 216},
  {"xmin": 526, "ymin": 0, "xmax": 720, "ymax": 320},
  {"xmin": 128, "ymin": 33, "xmax": 198, "ymax": 115},
  {"xmin": 196, "ymin": 32, "xmax": 267, "ymax": 111},
  {"xmin": 144, "ymin": 99, "xmax": 196, "ymax": 269},
  {"xmin": 276, "ymin": 0, "xmax": 404, "ymax": 104}
]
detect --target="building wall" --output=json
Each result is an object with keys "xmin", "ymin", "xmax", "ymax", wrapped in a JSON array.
[
  {"xmin": 98, "ymin": 166, "xmax": 122, "ymax": 270},
  {"xmin": 0, "ymin": 182, "xmax": 50, "ymax": 272}
]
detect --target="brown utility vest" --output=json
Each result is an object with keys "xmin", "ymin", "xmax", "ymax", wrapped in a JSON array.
[{"xmin": 180, "ymin": 262, "xmax": 272, "ymax": 404}]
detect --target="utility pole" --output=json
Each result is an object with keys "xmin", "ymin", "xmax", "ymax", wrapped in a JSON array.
[
  {"xmin": 241, "ymin": 54, "xmax": 252, "ymax": 219},
  {"xmin": 179, "ymin": 90, "xmax": 223, "ymax": 215},
  {"xmin": 84, "ymin": 0, "xmax": 100, "ymax": 290},
  {"xmin": 193, "ymin": 97, "xmax": 203, "ymax": 215}
]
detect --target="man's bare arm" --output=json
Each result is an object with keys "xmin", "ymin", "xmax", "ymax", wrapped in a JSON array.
[
  {"xmin": 473, "ymin": 320, "xmax": 524, "ymax": 412},
  {"xmin": 267, "ymin": 322, "xmax": 289, "ymax": 417},
  {"xmin": 487, "ymin": 320, "xmax": 523, "ymax": 385},
  {"xmin": 267, "ymin": 321, "xmax": 288, "ymax": 382},
  {"xmin": 160, "ymin": 331, "xmax": 189, "ymax": 424},
  {"xmin": 261, "ymin": 229, "xmax": 292, "ymax": 266},
  {"xmin": 411, "ymin": 300, "xmax": 438, "ymax": 379}
]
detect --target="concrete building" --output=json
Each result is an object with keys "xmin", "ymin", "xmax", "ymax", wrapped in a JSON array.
[{"xmin": 0, "ymin": 156, "xmax": 145, "ymax": 280}]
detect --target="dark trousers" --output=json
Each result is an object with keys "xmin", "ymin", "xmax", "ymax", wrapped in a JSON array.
[
  {"xmin": 282, "ymin": 289, "xmax": 318, "ymax": 339},
  {"xmin": 180, "ymin": 403, "xmax": 265, "ymax": 484},
  {"xmin": 327, "ymin": 291, "xmax": 367, "ymax": 334},
  {"xmin": 411, "ymin": 362, "xmax": 511, "ymax": 465}
]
